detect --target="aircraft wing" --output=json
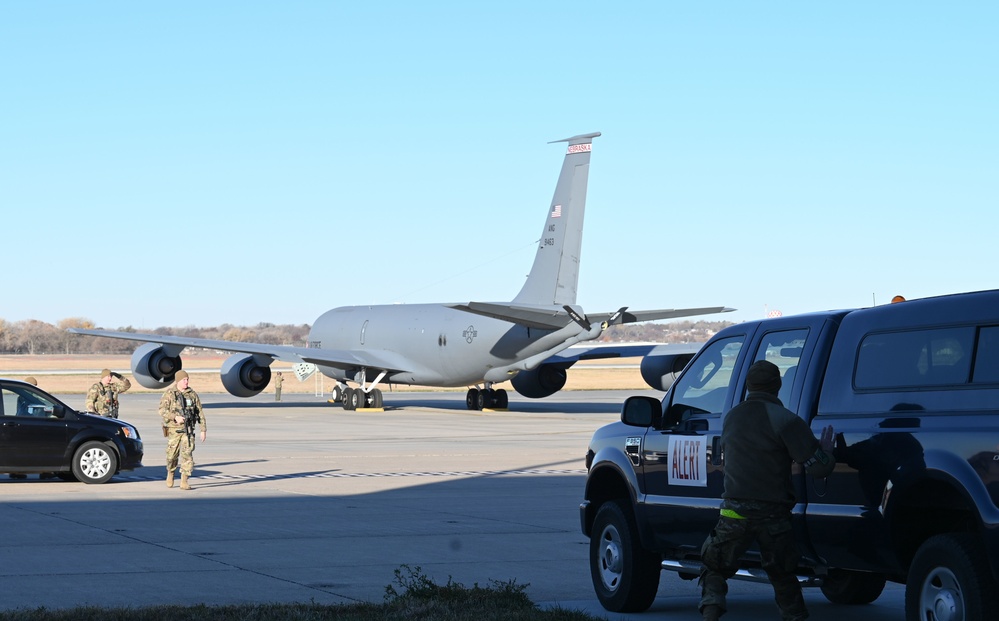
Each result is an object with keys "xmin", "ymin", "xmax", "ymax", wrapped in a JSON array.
[
  {"xmin": 65, "ymin": 329, "xmax": 413, "ymax": 374},
  {"xmin": 543, "ymin": 341, "xmax": 703, "ymax": 365}
]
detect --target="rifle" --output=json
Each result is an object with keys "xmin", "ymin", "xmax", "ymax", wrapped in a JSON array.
[{"xmin": 176, "ymin": 391, "xmax": 198, "ymax": 444}]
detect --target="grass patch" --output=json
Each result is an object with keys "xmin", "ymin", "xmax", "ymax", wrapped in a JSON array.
[{"xmin": 0, "ymin": 566, "xmax": 599, "ymax": 621}]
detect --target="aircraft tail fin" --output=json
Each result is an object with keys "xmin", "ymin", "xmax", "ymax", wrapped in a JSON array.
[{"xmin": 512, "ymin": 131, "xmax": 600, "ymax": 307}]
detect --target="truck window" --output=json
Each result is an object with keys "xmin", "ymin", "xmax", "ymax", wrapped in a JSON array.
[
  {"xmin": 972, "ymin": 326, "xmax": 999, "ymax": 384},
  {"xmin": 749, "ymin": 329, "xmax": 808, "ymax": 404},
  {"xmin": 855, "ymin": 327, "xmax": 974, "ymax": 389},
  {"xmin": 666, "ymin": 335, "xmax": 744, "ymax": 424}
]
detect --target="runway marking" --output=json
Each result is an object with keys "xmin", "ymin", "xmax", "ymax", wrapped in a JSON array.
[{"xmin": 117, "ymin": 468, "xmax": 586, "ymax": 482}]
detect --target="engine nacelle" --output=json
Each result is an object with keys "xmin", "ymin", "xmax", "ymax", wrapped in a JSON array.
[
  {"xmin": 640, "ymin": 349, "xmax": 696, "ymax": 391},
  {"xmin": 131, "ymin": 342, "xmax": 184, "ymax": 389},
  {"xmin": 511, "ymin": 363, "xmax": 569, "ymax": 399},
  {"xmin": 220, "ymin": 353, "xmax": 272, "ymax": 398}
]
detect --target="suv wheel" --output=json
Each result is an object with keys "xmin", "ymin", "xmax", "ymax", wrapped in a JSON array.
[
  {"xmin": 589, "ymin": 499, "xmax": 660, "ymax": 612},
  {"xmin": 906, "ymin": 533, "xmax": 998, "ymax": 621},
  {"xmin": 72, "ymin": 441, "xmax": 117, "ymax": 484}
]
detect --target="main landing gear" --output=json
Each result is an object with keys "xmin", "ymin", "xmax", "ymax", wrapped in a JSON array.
[
  {"xmin": 465, "ymin": 387, "xmax": 508, "ymax": 410},
  {"xmin": 341, "ymin": 386, "xmax": 384, "ymax": 410}
]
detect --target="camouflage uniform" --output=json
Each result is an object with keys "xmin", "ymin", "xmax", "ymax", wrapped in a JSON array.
[
  {"xmin": 274, "ymin": 372, "xmax": 283, "ymax": 401},
  {"xmin": 700, "ymin": 499, "xmax": 806, "ymax": 621},
  {"xmin": 159, "ymin": 384, "xmax": 205, "ymax": 479},
  {"xmin": 699, "ymin": 361, "xmax": 834, "ymax": 621},
  {"xmin": 85, "ymin": 374, "xmax": 131, "ymax": 418}
]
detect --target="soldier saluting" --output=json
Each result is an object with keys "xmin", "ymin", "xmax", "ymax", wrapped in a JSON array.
[
  {"xmin": 85, "ymin": 368, "xmax": 131, "ymax": 418},
  {"xmin": 158, "ymin": 370, "xmax": 206, "ymax": 490}
]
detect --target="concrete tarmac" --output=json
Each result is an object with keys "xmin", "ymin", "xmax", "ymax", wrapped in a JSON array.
[{"xmin": 0, "ymin": 390, "xmax": 905, "ymax": 619}]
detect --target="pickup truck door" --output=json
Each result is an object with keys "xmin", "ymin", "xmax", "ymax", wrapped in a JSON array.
[
  {"xmin": 640, "ymin": 335, "xmax": 745, "ymax": 552},
  {"xmin": 640, "ymin": 327, "xmax": 813, "ymax": 554}
]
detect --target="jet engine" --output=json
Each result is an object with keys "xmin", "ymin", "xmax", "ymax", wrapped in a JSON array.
[
  {"xmin": 220, "ymin": 353, "xmax": 272, "ymax": 398},
  {"xmin": 131, "ymin": 343, "xmax": 184, "ymax": 388},
  {"xmin": 511, "ymin": 363, "xmax": 569, "ymax": 399},
  {"xmin": 640, "ymin": 349, "xmax": 695, "ymax": 391}
]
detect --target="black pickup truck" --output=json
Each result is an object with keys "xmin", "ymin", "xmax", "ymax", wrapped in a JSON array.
[{"xmin": 580, "ymin": 289, "xmax": 999, "ymax": 621}]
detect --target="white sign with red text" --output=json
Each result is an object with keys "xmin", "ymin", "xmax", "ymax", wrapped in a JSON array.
[{"xmin": 667, "ymin": 435, "xmax": 707, "ymax": 487}]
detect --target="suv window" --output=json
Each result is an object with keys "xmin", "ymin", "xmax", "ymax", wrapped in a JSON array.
[
  {"xmin": 855, "ymin": 327, "xmax": 974, "ymax": 389},
  {"xmin": 973, "ymin": 326, "xmax": 999, "ymax": 384},
  {"xmin": 749, "ymin": 329, "xmax": 808, "ymax": 404},
  {"xmin": 2, "ymin": 385, "xmax": 58, "ymax": 418},
  {"xmin": 667, "ymin": 335, "xmax": 744, "ymax": 422}
]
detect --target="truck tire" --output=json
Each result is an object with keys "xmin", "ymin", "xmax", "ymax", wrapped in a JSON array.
[
  {"xmin": 820, "ymin": 568, "xmax": 887, "ymax": 604},
  {"xmin": 589, "ymin": 499, "xmax": 660, "ymax": 612},
  {"xmin": 905, "ymin": 533, "xmax": 998, "ymax": 621}
]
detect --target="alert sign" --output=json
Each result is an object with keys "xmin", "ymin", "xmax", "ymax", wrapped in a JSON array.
[{"xmin": 667, "ymin": 435, "xmax": 707, "ymax": 487}]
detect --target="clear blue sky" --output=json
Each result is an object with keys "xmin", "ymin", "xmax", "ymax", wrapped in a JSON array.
[{"xmin": 2, "ymin": 2, "xmax": 995, "ymax": 330}]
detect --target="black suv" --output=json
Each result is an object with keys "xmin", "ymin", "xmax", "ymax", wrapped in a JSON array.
[{"xmin": 1, "ymin": 378, "xmax": 143, "ymax": 483}]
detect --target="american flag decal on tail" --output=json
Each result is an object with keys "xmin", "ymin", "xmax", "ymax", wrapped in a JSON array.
[{"xmin": 550, "ymin": 205, "xmax": 562, "ymax": 218}]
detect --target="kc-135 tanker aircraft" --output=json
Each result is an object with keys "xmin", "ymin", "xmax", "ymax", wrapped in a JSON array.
[{"xmin": 70, "ymin": 132, "xmax": 733, "ymax": 410}]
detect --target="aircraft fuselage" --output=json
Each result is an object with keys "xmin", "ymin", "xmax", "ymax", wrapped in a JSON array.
[{"xmin": 308, "ymin": 304, "xmax": 585, "ymax": 387}]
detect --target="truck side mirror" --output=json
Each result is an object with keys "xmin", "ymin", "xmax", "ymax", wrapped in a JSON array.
[{"xmin": 621, "ymin": 396, "xmax": 661, "ymax": 427}]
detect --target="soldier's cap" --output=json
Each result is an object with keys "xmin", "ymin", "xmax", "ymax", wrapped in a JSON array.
[
  {"xmin": 24, "ymin": 376, "xmax": 37, "ymax": 386},
  {"xmin": 175, "ymin": 370, "xmax": 189, "ymax": 382},
  {"xmin": 100, "ymin": 368, "xmax": 112, "ymax": 379},
  {"xmin": 746, "ymin": 360, "xmax": 781, "ymax": 395}
]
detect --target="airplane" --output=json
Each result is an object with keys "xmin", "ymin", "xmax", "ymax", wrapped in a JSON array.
[{"xmin": 69, "ymin": 132, "xmax": 733, "ymax": 410}]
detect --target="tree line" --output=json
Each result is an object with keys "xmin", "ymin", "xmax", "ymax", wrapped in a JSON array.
[
  {"xmin": 0, "ymin": 317, "xmax": 733, "ymax": 355},
  {"xmin": 0, "ymin": 318, "xmax": 312, "ymax": 355}
]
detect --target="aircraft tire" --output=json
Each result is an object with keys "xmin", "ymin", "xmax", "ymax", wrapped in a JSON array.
[
  {"xmin": 476, "ymin": 390, "xmax": 488, "ymax": 410},
  {"xmin": 350, "ymin": 389, "xmax": 365, "ymax": 409},
  {"xmin": 466, "ymin": 389, "xmax": 479, "ymax": 410},
  {"xmin": 342, "ymin": 388, "xmax": 356, "ymax": 410},
  {"xmin": 495, "ymin": 389, "xmax": 508, "ymax": 409},
  {"xmin": 372, "ymin": 389, "xmax": 383, "ymax": 409}
]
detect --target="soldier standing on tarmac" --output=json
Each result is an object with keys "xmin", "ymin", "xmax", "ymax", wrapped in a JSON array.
[
  {"xmin": 698, "ymin": 360, "xmax": 836, "ymax": 621},
  {"xmin": 85, "ymin": 368, "xmax": 131, "ymax": 418},
  {"xmin": 158, "ymin": 370, "xmax": 206, "ymax": 490},
  {"xmin": 274, "ymin": 371, "xmax": 283, "ymax": 401}
]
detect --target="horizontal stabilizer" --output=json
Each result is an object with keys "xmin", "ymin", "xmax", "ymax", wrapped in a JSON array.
[
  {"xmin": 589, "ymin": 306, "xmax": 735, "ymax": 326},
  {"xmin": 448, "ymin": 302, "xmax": 574, "ymax": 330}
]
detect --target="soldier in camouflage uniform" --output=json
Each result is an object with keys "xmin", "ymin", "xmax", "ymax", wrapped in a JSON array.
[
  {"xmin": 158, "ymin": 370, "xmax": 206, "ymax": 490},
  {"xmin": 699, "ymin": 360, "xmax": 836, "ymax": 621},
  {"xmin": 85, "ymin": 368, "xmax": 131, "ymax": 418}
]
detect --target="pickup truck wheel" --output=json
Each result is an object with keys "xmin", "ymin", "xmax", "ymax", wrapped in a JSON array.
[
  {"xmin": 905, "ymin": 533, "xmax": 997, "ymax": 621},
  {"xmin": 820, "ymin": 569, "xmax": 887, "ymax": 604},
  {"xmin": 589, "ymin": 499, "xmax": 660, "ymax": 612}
]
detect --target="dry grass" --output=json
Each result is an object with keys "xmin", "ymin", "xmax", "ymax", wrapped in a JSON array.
[
  {"xmin": 0, "ymin": 566, "xmax": 601, "ymax": 621},
  {"xmin": 0, "ymin": 354, "xmax": 648, "ymax": 395}
]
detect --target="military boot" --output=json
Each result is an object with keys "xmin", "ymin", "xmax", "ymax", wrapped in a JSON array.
[
  {"xmin": 180, "ymin": 474, "xmax": 191, "ymax": 490},
  {"xmin": 701, "ymin": 604, "xmax": 723, "ymax": 621},
  {"xmin": 166, "ymin": 470, "xmax": 174, "ymax": 488}
]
